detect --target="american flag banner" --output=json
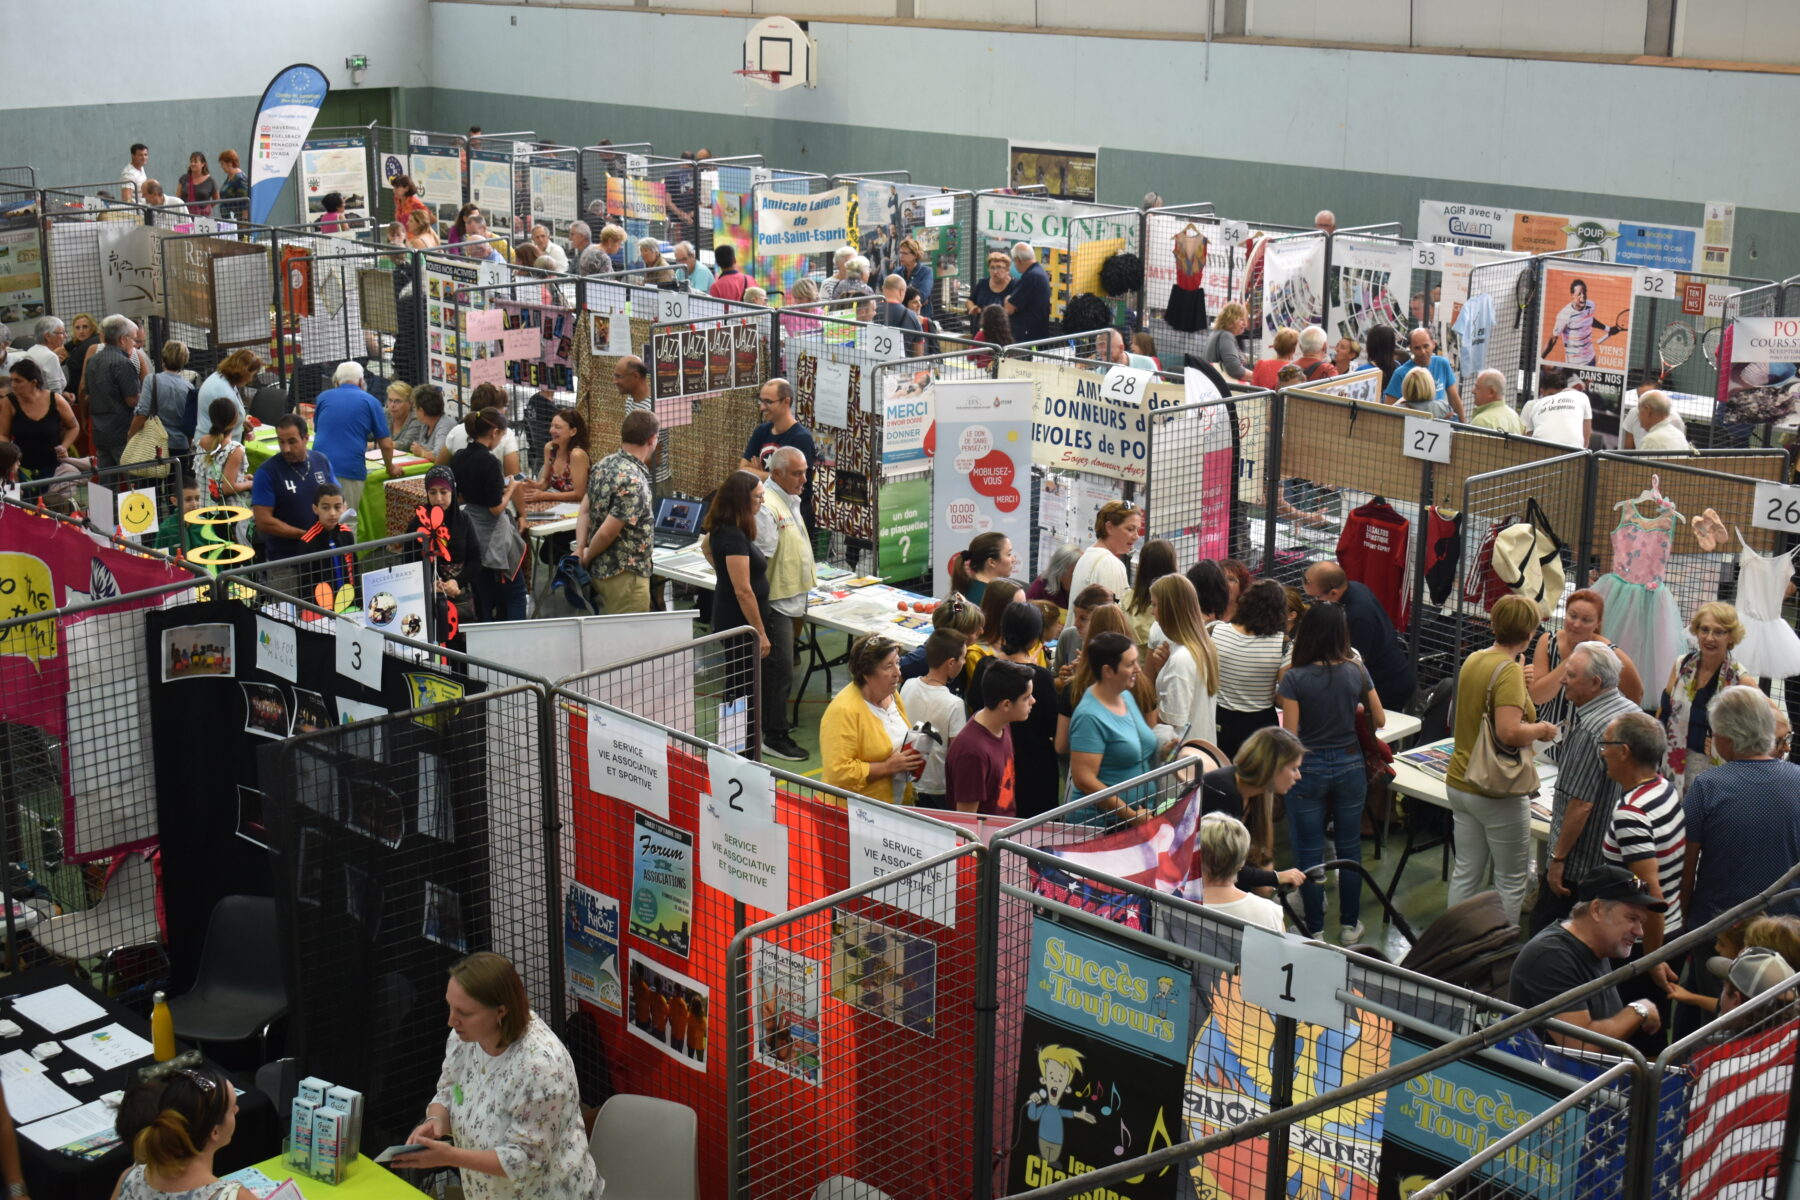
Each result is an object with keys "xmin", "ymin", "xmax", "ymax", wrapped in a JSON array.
[
  {"xmin": 1027, "ymin": 790, "xmax": 1203, "ymax": 931},
  {"xmin": 1678, "ymin": 1016, "xmax": 1800, "ymax": 1200}
]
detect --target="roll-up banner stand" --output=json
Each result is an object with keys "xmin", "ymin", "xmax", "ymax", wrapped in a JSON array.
[{"xmin": 248, "ymin": 64, "xmax": 330, "ymax": 227}]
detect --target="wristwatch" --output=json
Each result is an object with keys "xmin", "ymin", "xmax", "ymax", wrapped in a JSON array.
[
  {"xmin": 1629, "ymin": 999, "xmax": 1655, "ymax": 1022},
  {"xmin": 10, "ymin": 1180, "xmax": 29, "ymax": 1198}
]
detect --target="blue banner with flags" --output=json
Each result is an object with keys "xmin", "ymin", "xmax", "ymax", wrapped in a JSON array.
[{"xmin": 248, "ymin": 63, "xmax": 330, "ymax": 227}]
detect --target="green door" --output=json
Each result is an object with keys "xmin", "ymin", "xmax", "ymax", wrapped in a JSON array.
[{"xmin": 314, "ymin": 87, "xmax": 393, "ymax": 132}]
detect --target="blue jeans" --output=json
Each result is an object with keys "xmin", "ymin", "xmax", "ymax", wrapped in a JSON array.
[
  {"xmin": 475, "ymin": 567, "xmax": 529, "ymax": 621},
  {"xmin": 1284, "ymin": 744, "xmax": 1365, "ymax": 932}
]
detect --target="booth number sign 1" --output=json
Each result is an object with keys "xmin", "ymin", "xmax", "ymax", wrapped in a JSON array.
[{"xmin": 1239, "ymin": 926, "xmax": 1349, "ymax": 1029}]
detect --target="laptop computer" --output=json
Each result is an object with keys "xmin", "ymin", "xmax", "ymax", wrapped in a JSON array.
[{"xmin": 652, "ymin": 496, "xmax": 705, "ymax": 549}]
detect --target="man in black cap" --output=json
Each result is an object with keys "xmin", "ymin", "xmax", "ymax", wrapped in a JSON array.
[{"xmin": 1509, "ymin": 864, "xmax": 1667, "ymax": 1049}]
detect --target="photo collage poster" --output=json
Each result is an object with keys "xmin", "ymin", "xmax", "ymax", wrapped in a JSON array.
[{"xmin": 423, "ymin": 257, "xmax": 506, "ymax": 400}]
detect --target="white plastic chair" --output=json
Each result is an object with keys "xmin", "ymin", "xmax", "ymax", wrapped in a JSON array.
[{"xmin": 587, "ymin": 1094, "xmax": 697, "ymax": 1200}]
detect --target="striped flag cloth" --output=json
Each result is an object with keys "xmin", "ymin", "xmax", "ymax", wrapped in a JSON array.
[
  {"xmin": 1680, "ymin": 1016, "xmax": 1800, "ymax": 1200},
  {"xmin": 1028, "ymin": 791, "xmax": 1202, "ymax": 931}
]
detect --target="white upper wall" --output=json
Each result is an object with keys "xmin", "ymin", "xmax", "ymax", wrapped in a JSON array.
[
  {"xmin": 0, "ymin": 0, "xmax": 430, "ymax": 108},
  {"xmin": 427, "ymin": 4, "xmax": 1800, "ymax": 215},
  {"xmin": 1676, "ymin": 0, "xmax": 1800, "ymax": 63}
]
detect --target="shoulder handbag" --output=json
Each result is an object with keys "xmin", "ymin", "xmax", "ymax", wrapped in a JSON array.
[
  {"xmin": 1463, "ymin": 657, "xmax": 1538, "ymax": 796},
  {"xmin": 121, "ymin": 384, "xmax": 170, "ymax": 479}
]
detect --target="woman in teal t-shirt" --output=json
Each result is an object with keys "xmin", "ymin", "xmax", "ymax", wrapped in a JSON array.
[{"xmin": 1067, "ymin": 631, "xmax": 1160, "ymax": 826}]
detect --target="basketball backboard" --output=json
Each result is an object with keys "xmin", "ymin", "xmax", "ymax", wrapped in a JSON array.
[{"xmin": 740, "ymin": 15, "xmax": 817, "ymax": 90}]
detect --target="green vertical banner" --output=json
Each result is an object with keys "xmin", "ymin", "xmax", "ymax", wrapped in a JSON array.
[{"xmin": 878, "ymin": 474, "xmax": 931, "ymax": 582}]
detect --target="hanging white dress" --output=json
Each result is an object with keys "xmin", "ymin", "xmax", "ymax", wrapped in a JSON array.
[{"xmin": 1734, "ymin": 534, "xmax": 1800, "ymax": 680}]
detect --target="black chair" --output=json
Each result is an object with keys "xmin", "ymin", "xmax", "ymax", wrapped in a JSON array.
[
  {"xmin": 247, "ymin": 382, "xmax": 290, "ymax": 427},
  {"xmin": 166, "ymin": 895, "xmax": 288, "ymax": 1060}
]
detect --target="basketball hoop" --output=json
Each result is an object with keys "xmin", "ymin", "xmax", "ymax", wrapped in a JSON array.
[{"xmin": 732, "ymin": 68, "xmax": 785, "ymax": 87}]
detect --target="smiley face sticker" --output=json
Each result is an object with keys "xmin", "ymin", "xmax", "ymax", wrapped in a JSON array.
[{"xmin": 116, "ymin": 488, "xmax": 158, "ymax": 536}]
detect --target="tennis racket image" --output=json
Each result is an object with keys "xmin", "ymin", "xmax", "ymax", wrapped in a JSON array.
[
  {"xmin": 1654, "ymin": 321, "xmax": 1695, "ymax": 384},
  {"xmin": 1596, "ymin": 306, "xmax": 1631, "ymax": 345},
  {"xmin": 1512, "ymin": 267, "xmax": 1538, "ymax": 331},
  {"xmin": 1701, "ymin": 325, "xmax": 1724, "ymax": 367}
]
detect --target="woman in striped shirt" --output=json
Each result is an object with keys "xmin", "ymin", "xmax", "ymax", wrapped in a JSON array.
[{"xmin": 1210, "ymin": 579, "xmax": 1291, "ymax": 758}]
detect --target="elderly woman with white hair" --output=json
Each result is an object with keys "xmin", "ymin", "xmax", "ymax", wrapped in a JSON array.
[
  {"xmin": 1197, "ymin": 813, "xmax": 1286, "ymax": 932},
  {"xmin": 637, "ymin": 237, "xmax": 674, "ymax": 284},
  {"xmin": 24, "ymin": 316, "xmax": 70, "ymax": 395},
  {"xmin": 821, "ymin": 245, "xmax": 857, "ymax": 299}
]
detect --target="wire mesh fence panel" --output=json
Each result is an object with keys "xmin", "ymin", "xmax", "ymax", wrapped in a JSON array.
[
  {"xmin": 517, "ymin": 145, "xmax": 582, "ymax": 242},
  {"xmin": 261, "ymin": 680, "xmax": 557, "ymax": 1156},
  {"xmin": 15, "ymin": 459, "xmax": 202, "ymax": 554},
  {"xmin": 271, "ymin": 231, "xmax": 410, "ymax": 409},
  {"xmin": 1328, "ymin": 231, "xmax": 1415, "ymax": 362},
  {"xmin": 1145, "ymin": 389, "xmax": 1278, "ymax": 570},
  {"xmin": 867, "ymin": 345, "xmax": 993, "ymax": 585},
  {"xmin": 1617, "ymin": 270, "xmax": 1776, "ymax": 449},
  {"xmin": 1423, "ymin": 440, "xmax": 1589, "ymax": 689},
  {"xmin": 897, "ymin": 185, "xmax": 975, "ymax": 324},
  {"xmin": 726, "ymin": 842, "xmax": 985, "ymax": 1200},
  {"xmin": 1141, "ymin": 206, "xmax": 1222, "ymax": 372},
  {"xmin": 749, "ymin": 170, "xmax": 834, "ymax": 301},
  {"xmin": 0, "ymin": 517, "xmax": 204, "ymax": 994},
  {"xmin": 42, "ymin": 195, "xmax": 162, "ymax": 326},
  {"xmin": 696, "ymin": 155, "xmax": 766, "ymax": 257},
  {"xmin": 778, "ymin": 304, "xmax": 922, "ymax": 574},
  {"xmin": 574, "ymin": 143, "xmax": 656, "ymax": 232},
  {"xmin": 553, "ymin": 669, "xmax": 977, "ymax": 1200},
  {"xmin": 367, "ymin": 126, "xmax": 467, "ymax": 231},
  {"xmin": 1587, "ymin": 451, "xmax": 1787, "ymax": 708},
  {"xmin": 0, "ymin": 166, "xmax": 36, "ymax": 189},
  {"xmin": 637, "ymin": 302, "xmax": 777, "ymax": 504},
  {"xmin": 0, "ymin": 185, "xmax": 48, "ymax": 325},
  {"xmin": 152, "ymin": 227, "xmax": 275, "ymax": 386},
  {"xmin": 557, "ymin": 628, "xmax": 763, "ymax": 754}
]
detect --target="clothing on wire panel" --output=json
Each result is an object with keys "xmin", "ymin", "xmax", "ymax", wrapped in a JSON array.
[
  {"xmin": 1733, "ymin": 535, "xmax": 1800, "ymax": 680},
  {"xmin": 1336, "ymin": 499, "xmax": 1411, "ymax": 632},
  {"xmin": 1164, "ymin": 228, "xmax": 1209, "ymax": 333},
  {"xmin": 1587, "ymin": 503, "xmax": 1684, "ymax": 706},
  {"xmin": 1424, "ymin": 506, "xmax": 1463, "ymax": 605}
]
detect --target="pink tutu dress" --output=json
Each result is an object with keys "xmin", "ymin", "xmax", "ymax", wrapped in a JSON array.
[{"xmin": 1589, "ymin": 503, "xmax": 1684, "ymax": 701}]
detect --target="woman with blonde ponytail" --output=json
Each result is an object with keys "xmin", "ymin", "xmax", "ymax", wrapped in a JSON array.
[{"xmin": 110, "ymin": 1063, "xmax": 252, "ymax": 1199}]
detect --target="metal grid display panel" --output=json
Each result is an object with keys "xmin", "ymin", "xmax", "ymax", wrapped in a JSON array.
[
  {"xmin": 274, "ymin": 235, "xmax": 416, "ymax": 408},
  {"xmin": 748, "ymin": 172, "xmax": 834, "ymax": 301},
  {"xmin": 14, "ymin": 459, "xmax": 198, "ymax": 553},
  {"xmin": 727, "ymin": 845, "xmax": 984, "ymax": 1200},
  {"xmin": 1587, "ymin": 450, "xmax": 1787, "ymax": 665},
  {"xmin": 868, "ymin": 347, "xmax": 994, "ymax": 585},
  {"xmin": 1141, "ymin": 206, "xmax": 1224, "ymax": 372},
  {"xmin": 694, "ymin": 156, "xmax": 767, "ymax": 257},
  {"xmin": 364, "ymin": 126, "xmax": 467, "ymax": 230},
  {"xmin": 0, "ymin": 555, "xmax": 202, "ymax": 992},
  {"xmin": 573, "ymin": 143, "xmax": 655, "ymax": 232},
  {"xmin": 41, "ymin": 195, "xmax": 165, "ymax": 326},
  {"xmin": 151, "ymin": 228, "xmax": 276, "ymax": 385},
  {"xmin": 633, "ymin": 305, "xmax": 776, "ymax": 501},
  {"xmin": 1616, "ymin": 270, "xmax": 1775, "ymax": 449},
  {"xmin": 261, "ymin": 683, "xmax": 555, "ymax": 1156},
  {"xmin": 1144, "ymin": 390, "xmax": 1278, "ymax": 571}
]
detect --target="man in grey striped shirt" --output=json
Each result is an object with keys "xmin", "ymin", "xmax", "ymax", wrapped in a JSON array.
[{"xmin": 1535, "ymin": 644, "xmax": 1641, "ymax": 933}]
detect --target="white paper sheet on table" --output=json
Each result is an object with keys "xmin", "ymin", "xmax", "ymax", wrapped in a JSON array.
[
  {"xmin": 65, "ymin": 1022, "xmax": 153, "ymax": 1071},
  {"xmin": 10, "ymin": 985, "xmax": 106, "ymax": 1034},
  {"xmin": 17, "ymin": 1097, "xmax": 116, "ymax": 1150},
  {"xmin": 0, "ymin": 1049, "xmax": 80, "ymax": 1123}
]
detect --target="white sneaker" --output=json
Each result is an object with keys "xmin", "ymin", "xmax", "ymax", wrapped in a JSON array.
[{"xmin": 1339, "ymin": 921, "xmax": 1365, "ymax": 945}]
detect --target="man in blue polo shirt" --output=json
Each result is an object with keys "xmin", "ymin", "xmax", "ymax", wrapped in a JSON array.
[
  {"xmin": 311, "ymin": 361, "xmax": 396, "ymax": 512},
  {"xmin": 1384, "ymin": 328, "xmax": 1465, "ymax": 421},
  {"xmin": 1005, "ymin": 242, "xmax": 1052, "ymax": 343},
  {"xmin": 251, "ymin": 413, "xmax": 338, "ymax": 597}
]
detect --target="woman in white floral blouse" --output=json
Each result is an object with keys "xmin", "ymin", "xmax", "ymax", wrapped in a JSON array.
[{"xmin": 397, "ymin": 953, "xmax": 600, "ymax": 1199}]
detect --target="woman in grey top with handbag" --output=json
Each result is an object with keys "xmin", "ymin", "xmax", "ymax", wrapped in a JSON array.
[{"xmin": 1442, "ymin": 594, "xmax": 1561, "ymax": 923}]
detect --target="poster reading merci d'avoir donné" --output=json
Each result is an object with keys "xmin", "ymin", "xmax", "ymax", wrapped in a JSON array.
[{"xmin": 1006, "ymin": 916, "xmax": 1191, "ymax": 1200}]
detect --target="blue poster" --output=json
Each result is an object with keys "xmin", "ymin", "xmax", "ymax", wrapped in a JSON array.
[
  {"xmin": 1614, "ymin": 224, "xmax": 1699, "ymax": 270},
  {"xmin": 1026, "ymin": 916, "xmax": 1190, "ymax": 1063},
  {"xmin": 1382, "ymin": 1033, "xmax": 1586, "ymax": 1200},
  {"xmin": 629, "ymin": 811, "xmax": 693, "ymax": 957},
  {"xmin": 565, "ymin": 882, "xmax": 621, "ymax": 1015},
  {"xmin": 247, "ymin": 64, "xmax": 329, "ymax": 227}
]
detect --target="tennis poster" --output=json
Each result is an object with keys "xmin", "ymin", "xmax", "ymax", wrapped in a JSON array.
[{"xmin": 1538, "ymin": 263, "xmax": 1635, "ymax": 379}]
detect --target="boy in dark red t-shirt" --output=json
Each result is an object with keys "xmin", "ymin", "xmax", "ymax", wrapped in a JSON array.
[{"xmin": 945, "ymin": 659, "xmax": 1036, "ymax": 816}]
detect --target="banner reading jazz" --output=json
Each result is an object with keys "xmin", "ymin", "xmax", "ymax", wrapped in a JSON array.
[
  {"xmin": 1005, "ymin": 917, "xmax": 1190, "ymax": 1200},
  {"xmin": 248, "ymin": 64, "xmax": 329, "ymax": 226},
  {"xmin": 1538, "ymin": 261, "xmax": 1635, "ymax": 381},
  {"xmin": 755, "ymin": 186, "xmax": 857, "ymax": 257},
  {"xmin": 931, "ymin": 379, "xmax": 1031, "ymax": 597}
]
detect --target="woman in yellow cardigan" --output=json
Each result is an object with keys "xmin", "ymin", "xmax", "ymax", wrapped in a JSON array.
[{"xmin": 820, "ymin": 636, "xmax": 925, "ymax": 803}]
